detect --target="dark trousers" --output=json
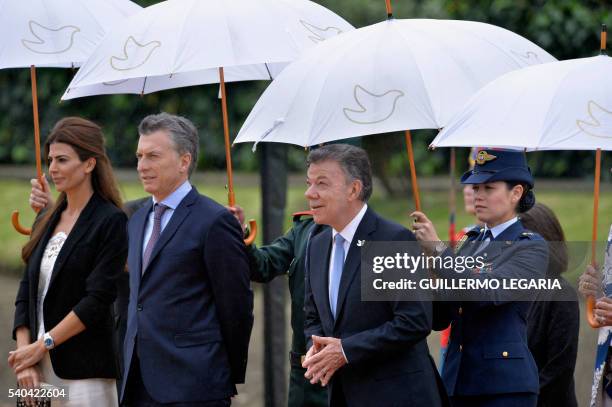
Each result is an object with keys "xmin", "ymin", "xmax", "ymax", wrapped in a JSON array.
[
  {"xmin": 329, "ymin": 377, "xmax": 347, "ymax": 407},
  {"xmin": 450, "ymin": 393, "xmax": 537, "ymax": 407},
  {"xmin": 288, "ymin": 367, "xmax": 327, "ymax": 407},
  {"xmin": 123, "ymin": 354, "xmax": 230, "ymax": 407}
]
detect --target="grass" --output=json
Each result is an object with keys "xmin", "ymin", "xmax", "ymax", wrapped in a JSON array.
[{"xmin": 1, "ymin": 179, "xmax": 610, "ymax": 283}]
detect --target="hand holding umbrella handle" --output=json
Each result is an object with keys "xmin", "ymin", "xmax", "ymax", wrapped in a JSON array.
[
  {"xmin": 244, "ymin": 220, "xmax": 258, "ymax": 246},
  {"xmin": 587, "ymin": 296, "xmax": 602, "ymax": 328}
]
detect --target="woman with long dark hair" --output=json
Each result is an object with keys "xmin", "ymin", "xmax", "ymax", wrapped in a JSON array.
[
  {"xmin": 411, "ymin": 149, "xmax": 548, "ymax": 407},
  {"xmin": 520, "ymin": 203, "xmax": 579, "ymax": 407},
  {"xmin": 9, "ymin": 117, "xmax": 127, "ymax": 406}
]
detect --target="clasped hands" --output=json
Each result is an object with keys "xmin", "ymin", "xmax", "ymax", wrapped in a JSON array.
[{"xmin": 302, "ymin": 335, "xmax": 347, "ymax": 387}]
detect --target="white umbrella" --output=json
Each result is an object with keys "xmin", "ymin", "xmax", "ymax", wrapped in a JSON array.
[
  {"xmin": 431, "ymin": 26, "xmax": 610, "ymax": 329},
  {"xmin": 430, "ymin": 55, "xmax": 612, "ymax": 151},
  {"xmin": 61, "ymin": 0, "xmax": 353, "ymax": 97},
  {"xmin": 60, "ymin": 0, "xmax": 353, "ymax": 243},
  {"xmin": 234, "ymin": 18, "xmax": 556, "ymax": 148},
  {"xmin": 0, "ymin": 0, "xmax": 141, "ymax": 235},
  {"xmin": 234, "ymin": 15, "xmax": 555, "ymax": 210}
]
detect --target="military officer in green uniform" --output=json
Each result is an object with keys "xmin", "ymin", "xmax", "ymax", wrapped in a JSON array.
[{"xmin": 230, "ymin": 206, "xmax": 327, "ymax": 407}]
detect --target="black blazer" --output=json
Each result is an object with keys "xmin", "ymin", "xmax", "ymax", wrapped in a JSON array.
[{"xmin": 13, "ymin": 193, "xmax": 128, "ymax": 379}]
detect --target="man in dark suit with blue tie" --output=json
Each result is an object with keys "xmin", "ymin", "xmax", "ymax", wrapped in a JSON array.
[
  {"xmin": 302, "ymin": 144, "xmax": 445, "ymax": 406},
  {"xmin": 121, "ymin": 113, "xmax": 254, "ymax": 406}
]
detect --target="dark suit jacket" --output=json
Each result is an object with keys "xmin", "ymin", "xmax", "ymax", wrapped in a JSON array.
[
  {"xmin": 13, "ymin": 193, "xmax": 128, "ymax": 379},
  {"xmin": 433, "ymin": 221, "xmax": 548, "ymax": 397},
  {"xmin": 304, "ymin": 207, "xmax": 444, "ymax": 406},
  {"xmin": 121, "ymin": 187, "xmax": 254, "ymax": 404},
  {"xmin": 113, "ymin": 197, "xmax": 150, "ymax": 388}
]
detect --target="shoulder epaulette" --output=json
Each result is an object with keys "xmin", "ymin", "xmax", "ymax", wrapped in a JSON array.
[{"xmin": 292, "ymin": 210, "xmax": 314, "ymax": 222}]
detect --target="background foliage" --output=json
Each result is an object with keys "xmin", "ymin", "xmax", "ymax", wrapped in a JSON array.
[{"xmin": 0, "ymin": 0, "xmax": 610, "ymax": 194}]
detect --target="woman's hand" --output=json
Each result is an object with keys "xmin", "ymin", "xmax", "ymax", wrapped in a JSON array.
[
  {"xmin": 410, "ymin": 211, "xmax": 441, "ymax": 255},
  {"xmin": 8, "ymin": 340, "xmax": 47, "ymax": 374},
  {"xmin": 16, "ymin": 366, "xmax": 42, "ymax": 407},
  {"xmin": 595, "ymin": 297, "xmax": 612, "ymax": 326},
  {"xmin": 578, "ymin": 264, "xmax": 603, "ymax": 299},
  {"xmin": 29, "ymin": 174, "xmax": 52, "ymax": 212}
]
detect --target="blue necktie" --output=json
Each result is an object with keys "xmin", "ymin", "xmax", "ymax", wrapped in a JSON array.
[
  {"xmin": 329, "ymin": 234, "xmax": 345, "ymax": 319},
  {"xmin": 476, "ymin": 229, "xmax": 493, "ymax": 253}
]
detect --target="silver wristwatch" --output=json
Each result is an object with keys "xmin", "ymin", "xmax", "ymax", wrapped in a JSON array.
[{"xmin": 43, "ymin": 332, "xmax": 55, "ymax": 350}]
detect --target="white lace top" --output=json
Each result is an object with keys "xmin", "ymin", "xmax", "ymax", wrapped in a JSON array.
[{"xmin": 36, "ymin": 232, "xmax": 67, "ymax": 340}]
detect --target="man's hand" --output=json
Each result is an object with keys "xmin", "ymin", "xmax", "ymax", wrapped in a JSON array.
[
  {"xmin": 410, "ymin": 211, "xmax": 441, "ymax": 255},
  {"xmin": 303, "ymin": 335, "xmax": 347, "ymax": 387},
  {"xmin": 226, "ymin": 205, "xmax": 246, "ymax": 233},
  {"xmin": 29, "ymin": 175, "xmax": 52, "ymax": 212},
  {"xmin": 579, "ymin": 264, "xmax": 603, "ymax": 299},
  {"xmin": 8, "ymin": 340, "xmax": 47, "ymax": 374}
]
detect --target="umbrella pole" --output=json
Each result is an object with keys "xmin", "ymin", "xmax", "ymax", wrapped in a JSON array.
[
  {"xmin": 587, "ymin": 24, "xmax": 607, "ymax": 328},
  {"xmin": 404, "ymin": 130, "xmax": 421, "ymax": 212},
  {"xmin": 449, "ymin": 147, "xmax": 457, "ymax": 247},
  {"xmin": 587, "ymin": 148, "xmax": 602, "ymax": 328},
  {"xmin": 218, "ymin": 67, "xmax": 236, "ymax": 207},
  {"xmin": 12, "ymin": 65, "xmax": 43, "ymax": 236},
  {"xmin": 218, "ymin": 67, "xmax": 257, "ymax": 245}
]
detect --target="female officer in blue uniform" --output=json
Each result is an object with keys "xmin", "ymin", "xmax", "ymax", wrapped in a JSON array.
[{"xmin": 412, "ymin": 149, "xmax": 548, "ymax": 407}]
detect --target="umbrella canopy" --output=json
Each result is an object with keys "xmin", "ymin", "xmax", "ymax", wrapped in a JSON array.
[
  {"xmin": 431, "ymin": 55, "xmax": 612, "ymax": 151},
  {"xmin": 0, "ymin": 0, "xmax": 141, "ymax": 69},
  {"xmin": 234, "ymin": 18, "xmax": 556, "ymax": 148},
  {"xmin": 61, "ymin": 0, "xmax": 354, "ymax": 98}
]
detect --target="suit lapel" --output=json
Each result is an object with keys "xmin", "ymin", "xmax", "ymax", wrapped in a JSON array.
[
  {"xmin": 311, "ymin": 228, "xmax": 334, "ymax": 328},
  {"xmin": 132, "ymin": 198, "xmax": 153, "ymax": 287},
  {"xmin": 334, "ymin": 208, "xmax": 377, "ymax": 327},
  {"xmin": 141, "ymin": 188, "xmax": 197, "ymax": 276},
  {"xmin": 49, "ymin": 194, "xmax": 98, "ymax": 288}
]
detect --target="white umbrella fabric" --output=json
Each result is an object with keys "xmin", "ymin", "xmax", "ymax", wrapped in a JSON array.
[
  {"xmin": 0, "ymin": 0, "xmax": 141, "ymax": 69},
  {"xmin": 431, "ymin": 55, "xmax": 612, "ymax": 151},
  {"xmin": 61, "ymin": 0, "xmax": 354, "ymax": 98},
  {"xmin": 234, "ymin": 18, "xmax": 556, "ymax": 148}
]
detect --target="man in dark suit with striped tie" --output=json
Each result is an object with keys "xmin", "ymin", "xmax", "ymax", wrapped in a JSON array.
[{"xmin": 120, "ymin": 113, "xmax": 253, "ymax": 406}]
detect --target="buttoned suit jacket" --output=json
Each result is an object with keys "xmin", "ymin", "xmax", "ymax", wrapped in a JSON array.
[
  {"xmin": 304, "ymin": 207, "xmax": 445, "ymax": 406},
  {"xmin": 120, "ymin": 188, "xmax": 253, "ymax": 404}
]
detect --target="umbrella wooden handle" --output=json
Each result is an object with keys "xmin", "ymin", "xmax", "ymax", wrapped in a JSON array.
[
  {"xmin": 12, "ymin": 210, "xmax": 32, "ymax": 236},
  {"xmin": 244, "ymin": 219, "xmax": 257, "ymax": 246},
  {"xmin": 587, "ymin": 296, "xmax": 602, "ymax": 328}
]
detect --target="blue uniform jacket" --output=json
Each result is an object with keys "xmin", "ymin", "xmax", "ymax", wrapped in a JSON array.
[{"xmin": 433, "ymin": 220, "xmax": 548, "ymax": 397}]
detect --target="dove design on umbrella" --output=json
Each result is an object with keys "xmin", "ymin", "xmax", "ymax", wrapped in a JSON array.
[
  {"xmin": 110, "ymin": 36, "xmax": 161, "ymax": 71},
  {"xmin": 21, "ymin": 20, "xmax": 80, "ymax": 55},
  {"xmin": 510, "ymin": 50, "xmax": 541, "ymax": 65},
  {"xmin": 300, "ymin": 20, "xmax": 343, "ymax": 43},
  {"xmin": 577, "ymin": 101, "xmax": 612, "ymax": 139},
  {"xmin": 343, "ymin": 85, "xmax": 404, "ymax": 125}
]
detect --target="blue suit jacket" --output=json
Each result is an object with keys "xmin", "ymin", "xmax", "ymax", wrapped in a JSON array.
[
  {"xmin": 121, "ymin": 188, "xmax": 253, "ymax": 404},
  {"xmin": 304, "ymin": 207, "xmax": 445, "ymax": 406},
  {"xmin": 434, "ymin": 220, "xmax": 548, "ymax": 397}
]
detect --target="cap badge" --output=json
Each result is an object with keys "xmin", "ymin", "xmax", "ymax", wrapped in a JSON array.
[{"xmin": 476, "ymin": 150, "xmax": 497, "ymax": 165}]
